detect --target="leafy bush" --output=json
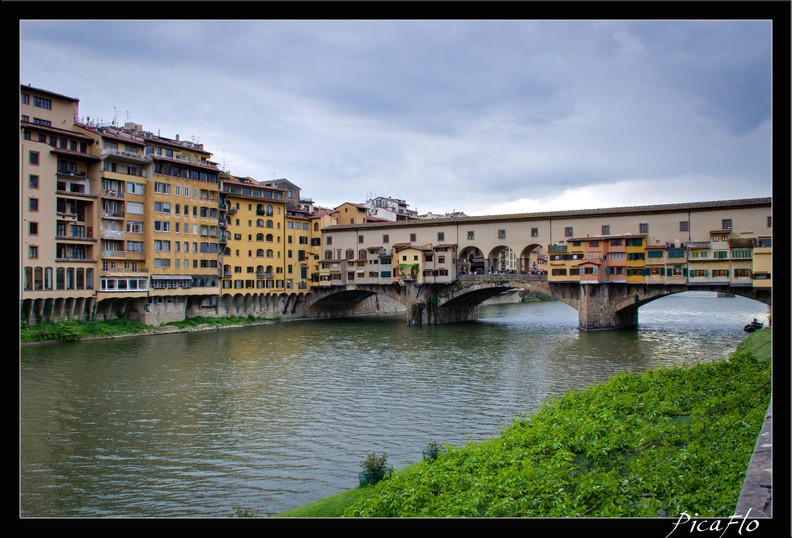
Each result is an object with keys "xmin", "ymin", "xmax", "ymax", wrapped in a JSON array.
[
  {"xmin": 361, "ymin": 452, "xmax": 388, "ymax": 475},
  {"xmin": 359, "ymin": 452, "xmax": 391, "ymax": 486}
]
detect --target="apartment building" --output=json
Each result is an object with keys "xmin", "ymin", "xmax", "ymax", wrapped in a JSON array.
[{"xmin": 21, "ymin": 85, "xmax": 101, "ymax": 323}]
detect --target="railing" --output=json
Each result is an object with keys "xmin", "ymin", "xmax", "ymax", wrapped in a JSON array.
[{"xmin": 101, "ymin": 147, "xmax": 150, "ymax": 163}]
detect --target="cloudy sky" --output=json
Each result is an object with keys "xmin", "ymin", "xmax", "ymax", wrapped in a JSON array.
[{"xmin": 19, "ymin": 18, "xmax": 773, "ymax": 216}]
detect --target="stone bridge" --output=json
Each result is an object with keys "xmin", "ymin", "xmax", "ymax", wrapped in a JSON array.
[{"xmin": 304, "ymin": 275, "xmax": 771, "ymax": 330}]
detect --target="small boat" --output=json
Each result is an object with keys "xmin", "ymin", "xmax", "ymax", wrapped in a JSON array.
[{"xmin": 743, "ymin": 319, "xmax": 763, "ymax": 332}]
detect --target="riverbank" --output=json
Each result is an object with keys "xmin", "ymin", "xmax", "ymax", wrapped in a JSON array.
[
  {"xmin": 269, "ymin": 328, "xmax": 772, "ymax": 519},
  {"xmin": 19, "ymin": 316, "xmax": 281, "ymax": 346},
  {"xmin": 20, "ymin": 293, "xmax": 556, "ymax": 346}
]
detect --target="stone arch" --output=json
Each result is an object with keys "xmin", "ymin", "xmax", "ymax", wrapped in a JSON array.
[
  {"xmin": 457, "ymin": 246, "xmax": 485, "ymax": 274},
  {"xmin": 486, "ymin": 245, "xmax": 517, "ymax": 273},
  {"xmin": 519, "ymin": 243, "xmax": 544, "ymax": 273}
]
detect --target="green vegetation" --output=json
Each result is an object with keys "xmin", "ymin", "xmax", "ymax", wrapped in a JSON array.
[
  {"xmin": 20, "ymin": 315, "xmax": 279, "ymax": 343},
  {"xmin": 21, "ymin": 317, "xmax": 151, "ymax": 343},
  {"xmin": 522, "ymin": 292, "xmax": 557, "ymax": 302},
  {"xmin": 162, "ymin": 315, "xmax": 278, "ymax": 329},
  {"xmin": 272, "ymin": 329, "xmax": 771, "ymax": 518}
]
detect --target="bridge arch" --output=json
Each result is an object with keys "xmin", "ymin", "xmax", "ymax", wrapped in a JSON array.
[
  {"xmin": 458, "ymin": 246, "xmax": 485, "ymax": 275},
  {"xmin": 486, "ymin": 244, "xmax": 518, "ymax": 274},
  {"xmin": 519, "ymin": 243, "xmax": 543, "ymax": 273}
]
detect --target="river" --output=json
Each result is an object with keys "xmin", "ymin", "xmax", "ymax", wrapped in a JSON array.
[{"xmin": 19, "ymin": 292, "xmax": 769, "ymax": 518}]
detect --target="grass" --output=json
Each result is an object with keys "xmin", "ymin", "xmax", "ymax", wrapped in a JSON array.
[
  {"xmin": 20, "ymin": 315, "xmax": 279, "ymax": 343},
  {"xmin": 268, "ymin": 328, "xmax": 771, "ymax": 518}
]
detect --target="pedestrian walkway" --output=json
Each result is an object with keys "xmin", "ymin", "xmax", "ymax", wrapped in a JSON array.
[{"xmin": 734, "ymin": 399, "xmax": 772, "ymax": 518}]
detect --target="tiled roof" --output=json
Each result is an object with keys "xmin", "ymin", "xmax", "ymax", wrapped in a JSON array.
[
  {"xmin": 566, "ymin": 233, "xmax": 647, "ymax": 242},
  {"xmin": 323, "ymin": 198, "xmax": 771, "ymax": 231}
]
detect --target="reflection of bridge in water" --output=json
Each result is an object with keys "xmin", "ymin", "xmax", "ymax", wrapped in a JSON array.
[{"xmin": 305, "ymin": 274, "xmax": 771, "ymax": 330}]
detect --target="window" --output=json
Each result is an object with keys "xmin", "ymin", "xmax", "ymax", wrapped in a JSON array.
[
  {"xmin": 326, "ymin": 236, "xmax": 333, "ymax": 245},
  {"xmin": 154, "ymin": 182, "xmax": 171, "ymax": 194},
  {"xmin": 601, "ymin": 225, "xmax": 610, "ymax": 235},
  {"xmin": 679, "ymin": 221, "xmax": 689, "ymax": 232},
  {"xmin": 498, "ymin": 229, "xmax": 506, "ymax": 239},
  {"xmin": 33, "ymin": 96, "xmax": 52, "ymax": 109},
  {"xmin": 410, "ymin": 233, "xmax": 417, "ymax": 242},
  {"xmin": 767, "ymin": 216, "xmax": 772, "ymax": 228},
  {"xmin": 531, "ymin": 228, "xmax": 539, "ymax": 238},
  {"xmin": 437, "ymin": 232, "xmax": 445, "ymax": 241},
  {"xmin": 467, "ymin": 231, "xmax": 475, "ymax": 240},
  {"xmin": 28, "ymin": 246, "xmax": 38, "ymax": 258},
  {"xmin": 29, "ymin": 198, "xmax": 38, "ymax": 211},
  {"xmin": 358, "ymin": 235, "xmax": 364, "ymax": 243},
  {"xmin": 639, "ymin": 223, "xmax": 649, "ymax": 234},
  {"xmin": 154, "ymin": 201, "xmax": 171, "ymax": 213},
  {"xmin": 29, "ymin": 151, "xmax": 39, "ymax": 165},
  {"xmin": 28, "ymin": 175, "xmax": 39, "ymax": 188},
  {"xmin": 128, "ymin": 182, "xmax": 145, "ymax": 195},
  {"xmin": 127, "ymin": 202, "xmax": 144, "ymax": 215},
  {"xmin": 21, "ymin": 93, "xmax": 29, "ymax": 105},
  {"xmin": 722, "ymin": 219, "xmax": 732, "ymax": 230},
  {"xmin": 565, "ymin": 227, "xmax": 573, "ymax": 237},
  {"xmin": 383, "ymin": 234, "xmax": 389, "ymax": 243},
  {"xmin": 29, "ymin": 222, "xmax": 38, "ymax": 235}
]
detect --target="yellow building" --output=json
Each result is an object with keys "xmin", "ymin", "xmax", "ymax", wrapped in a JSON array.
[
  {"xmin": 220, "ymin": 174, "xmax": 288, "ymax": 293},
  {"xmin": 752, "ymin": 236, "xmax": 772, "ymax": 289},
  {"xmin": 143, "ymin": 129, "xmax": 222, "ymax": 321}
]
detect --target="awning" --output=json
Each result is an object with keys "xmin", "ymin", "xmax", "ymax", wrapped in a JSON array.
[{"xmin": 151, "ymin": 275, "xmax": 193, "ymax": 281}]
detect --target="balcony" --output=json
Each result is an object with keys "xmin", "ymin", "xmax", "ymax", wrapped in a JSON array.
[
  {"xmin": 102, "ymin": 189, "xmax": 126, "ymax": 199},
  {"xmin": 57, "ymin": 169, "xmax": 87, "ymax": 178},
  {"xmin": 101, "ymin": 230, "xmax": 125, "ymax": 240},
  {"xmin": 101, "ymin": 147, "xmax": 150, "ymax": 163},
  {"xmin": 103, "ymin": 210, "xmax": 125, "ymax": 218}
]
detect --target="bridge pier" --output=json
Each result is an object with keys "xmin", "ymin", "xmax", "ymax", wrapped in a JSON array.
[
  {"xmin": 407, "ymin": 303, "xmax": 478, "ymax": 325},
  {"xmin": 577, "ymin": 284, "xmax": 639, "ymax": 331}
]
